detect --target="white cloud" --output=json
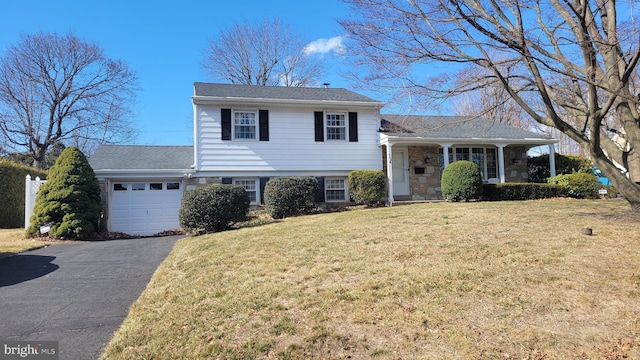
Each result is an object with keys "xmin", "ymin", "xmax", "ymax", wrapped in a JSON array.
[{"xmin": 303, "ymin": 36, "xmax": 345, "ymax": 56}]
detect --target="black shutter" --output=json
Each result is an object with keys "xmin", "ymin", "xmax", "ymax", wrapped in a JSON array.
[
  {"xmin": 348, "ymin": 112, "xmax": 358, "ymax": 142},
  {"xmin": 314, "ymin": 111, "xmax": 324, "ymax": 142},
  {"xmin": 221, "ymin": 177, "xmax": 232, "ymax": 185},
  {"xmin": 316, "ymin": 176, "xmax": 325, "ymax": 202},
  {"xmin": 221, "ymin": 109, "xmax": 232, "ymax": 140},
  {"xmin": 259, "ymin": 110, "xmax": 269, "ymax": 141},
  {"xmin": 259, "ymin": 177, "xmax": 269, "ymax": 204}
]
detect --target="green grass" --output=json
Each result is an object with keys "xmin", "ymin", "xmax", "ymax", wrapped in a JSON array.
[
  {"xmin": 0, "ymin": 228, "xmax": 51, "ymax": 258},
  {"xmin": 102, "ymin": 199, "xmax": 640, "ymax": 359}
]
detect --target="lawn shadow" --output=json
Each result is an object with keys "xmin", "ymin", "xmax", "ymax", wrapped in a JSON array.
[{"xmin": 0, "ymin": 254, "xmax": 59, "ymax": 287}]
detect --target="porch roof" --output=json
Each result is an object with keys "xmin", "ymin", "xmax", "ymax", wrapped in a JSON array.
[{"xmin": 380, "ymin": 115, "xmax": 557, "ymax": 146}]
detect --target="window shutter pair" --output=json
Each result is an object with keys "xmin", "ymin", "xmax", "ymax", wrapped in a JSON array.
[
  {"xmin": 221, "ymin": 109, "xmax": 269, "ymax": 141},
  {"xmin": 314, "ymin": 111, "xmax": 358, "ymax": 142}
]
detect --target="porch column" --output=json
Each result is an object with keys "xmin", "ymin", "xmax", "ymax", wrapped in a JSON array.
[
  {"xmin": 497, "ymin": 144, "xmax": 506, "ymax": 183},
  {"xmin": 441, "ymin": 144, "xmax": 451, "ymax": 169},
  {"xmin": 386, "ymin": 142, "xmax": 394, "ymax": 205},
  {"xmin": 548, "ymin": 144, "xmax": 557, "ymax": 178}
]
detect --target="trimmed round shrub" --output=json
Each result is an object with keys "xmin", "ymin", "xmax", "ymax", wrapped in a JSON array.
[
  {"xmin": 264, "ymin": 177, "xmax": 318, "ymax": 219},
  {"xmin": 547, "ymin": 172, "xmax": 600, "ymax": 199},
  {"xmin": 348, "ymin": 169, "xmax": 386, "ymax": 206},
  {"xmin": 26, "ymin": 147, "xmax": 101, "ymax": 239},
  {"xmin": 179, "ymin": 184, "xmax": 249, "ymax": 234},
  {"xmin": 441, "ymin": 160, "xmax": 483, "ymax": 202}
]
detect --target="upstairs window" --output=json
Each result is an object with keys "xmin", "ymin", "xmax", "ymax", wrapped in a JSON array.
[
  {"xmin": 234, "ymin": 111, "xmax": 257, "ymax": 140},
  {"xmin": 326, "ymin": 113, "xmax": 346, "ymax": 140}
]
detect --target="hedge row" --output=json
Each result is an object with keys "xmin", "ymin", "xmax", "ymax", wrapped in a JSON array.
[
  {"xmin": 482, "ymin": 183, "xmax": 568, "ymax": 201},
  {"xmin": 0, "ymin": 160, "xmax": 47, "ymax": 228}
]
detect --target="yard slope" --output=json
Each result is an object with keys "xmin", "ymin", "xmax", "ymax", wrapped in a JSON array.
[{"xmin": 101, "ymin": 199, "xmax": 640, "ymax": 359}]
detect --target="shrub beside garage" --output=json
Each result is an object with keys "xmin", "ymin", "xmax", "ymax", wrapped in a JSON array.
[{"xmin": 179, "ymin": 184, "xmax": 250, "ymax": 234}]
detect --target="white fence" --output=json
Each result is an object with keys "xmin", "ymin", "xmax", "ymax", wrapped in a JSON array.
[{"xmin": 25, "ymin": 175, "xmax": 46, "ymax": 228}]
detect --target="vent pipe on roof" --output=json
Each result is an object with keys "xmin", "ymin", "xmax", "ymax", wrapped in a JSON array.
[{"xmin": 323, "ymin": 83, "xmax": 330, "ymax": 88}]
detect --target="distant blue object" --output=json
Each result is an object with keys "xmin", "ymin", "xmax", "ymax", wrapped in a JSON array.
[{"xmin": 592, "ymin": 166, "xmax": 611, "ymax": 186}]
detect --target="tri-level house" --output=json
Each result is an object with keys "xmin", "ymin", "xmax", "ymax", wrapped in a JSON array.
[{"xmin": 88, "ymin": 82, "xmax": 556, "ymax": 235}]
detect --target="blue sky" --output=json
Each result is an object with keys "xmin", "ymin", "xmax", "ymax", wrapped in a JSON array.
[{"xmin": 0, "ymin": 0, "xmax": 364, "ymax": 146}]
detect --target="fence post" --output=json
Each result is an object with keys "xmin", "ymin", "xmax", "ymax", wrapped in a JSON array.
[
  {"xmin": 25, "ymin": 174, "xmax": 32, "ymax": 229},
  {"xmin": 25, "ymin": 175, "xmax": 46, "ymax": 229}
]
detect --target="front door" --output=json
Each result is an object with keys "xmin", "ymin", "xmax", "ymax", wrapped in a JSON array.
[{"xmin": 392, "ymin": 147, "xmax": 410, "ymax": 197}]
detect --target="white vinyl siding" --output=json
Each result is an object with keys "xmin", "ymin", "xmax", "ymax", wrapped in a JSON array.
[{"xmin": 195, "ymin": 107, "xmax": 381, "ymax": 173}]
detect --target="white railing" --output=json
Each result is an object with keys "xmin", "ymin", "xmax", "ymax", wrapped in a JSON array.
[{"xmin": 25, "ymin": 175, "xmax": 46, "ymax": 228}]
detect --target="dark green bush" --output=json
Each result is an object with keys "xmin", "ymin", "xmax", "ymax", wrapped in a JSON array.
[
  {"xmin": 179, "ymin": 184, "xmax": 249, "ymax": 234},
  {"xmin": 548, "ymin": 172, "xmax": 600, "ymax": 199},
  {"xmin": 528, "ymin": 153, "xmax": 592, "ymax": 182},
  {"xmin": 483, "ymin": 183, "xmax": 568, "ymax": 201},
  {"xmin": 348, "ymin": 170, "xmax": 386, "ymax": 206},
  {"xmin": 441, "ymin": 161, "xmax": 483, "ymax": 201},
  {"xmin": 26, "ymin": 147, "xmax": 101, "ymax": 239},
  {"xmin": 264, "ymin": 177, "xmax": 318, "ymax": 219},
  {"xmin": 0, "ymin": 160, "xmax": 47, "ymax": 228}
]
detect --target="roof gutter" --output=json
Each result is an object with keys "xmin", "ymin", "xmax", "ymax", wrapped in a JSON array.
[{"xmin": 192, "ymin": 96, "xmax": 385, "ymax": 109}]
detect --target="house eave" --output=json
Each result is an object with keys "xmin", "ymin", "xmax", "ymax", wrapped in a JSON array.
[
  {"xmin": 379, "ymin": 133, "xmax": 559, "ymax": 146},
  {"xmin": 93, "ymin": 169, "xmax": 195, "ymax": 178},
  {"xmin": 192, "ymin": 95, "xmax": 385, "ymax": 109}
]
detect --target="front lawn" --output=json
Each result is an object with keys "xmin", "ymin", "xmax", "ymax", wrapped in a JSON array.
[
  {"xmin": 102, "ymin": 199, "xmax": 640, "ymax": 359},
  {"xmin": 0, "ymin": 229, "xmax": 51, "ymax": 258}
]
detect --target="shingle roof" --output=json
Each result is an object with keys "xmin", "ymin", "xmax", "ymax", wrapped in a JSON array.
[
  {"xmin": 380, "ymin": 115, "xmax": 554, "ymax": 140},
  {"xmin": 193, "ymin": 82, "xmax": 382, "ymax": 104},
  {"xmin": 89, "ymin": 145, "xmax": 193, "ymax": 170}
]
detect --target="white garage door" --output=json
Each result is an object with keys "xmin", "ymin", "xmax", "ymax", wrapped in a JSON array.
[{"xmin": 110, "ymin": 180, "xmax": 183, "ymax": 235}]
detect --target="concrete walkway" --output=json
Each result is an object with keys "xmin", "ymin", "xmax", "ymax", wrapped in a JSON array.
[{"xmin": 0, "ymin": 235, "xmax": 181, "ymax": 360}]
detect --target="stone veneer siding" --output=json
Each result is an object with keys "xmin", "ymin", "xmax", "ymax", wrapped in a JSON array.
[{"xmin": 383, "ymin": 144, "xmax": 530, "ymax": 200}]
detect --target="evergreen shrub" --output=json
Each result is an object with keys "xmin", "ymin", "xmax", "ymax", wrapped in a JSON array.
[
  {"xmin": 348, "ymin": 170, "xmax": 386, "ymax": 206},
  {"xmin": 0, "ymin": 160, "xmax": 47, "ymax": 228},
  {"xmin": 26, "ymin": 147, "xmax": 101, "ymax": 239},
  {"xmin": 482, "ymin": 183, "xmax": 568, "ymax": 201},
  {"xmin": 548, "ymin": 172, "xmax": 600, "ymax": 199},
  {"xmin": 179, "ymin": 184, "xmax": 249, "ymax": 234},
  {"xmin": 441, "ymin": 161, "xmax": 483, "ymax": 201},
  {"xmin": 264, "ymin": 177, "xmax": 318, "ymax": 219},
  {"xmin": 528, "ymin": 153, "xmax": 592, "ymax": 182}
]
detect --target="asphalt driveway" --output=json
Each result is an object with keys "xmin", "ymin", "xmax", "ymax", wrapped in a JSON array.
[{"xmin": 0, "ymin": 235, "xmax": 181, "ymax": 360}]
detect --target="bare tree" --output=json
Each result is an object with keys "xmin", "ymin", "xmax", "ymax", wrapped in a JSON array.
[
  {"xmin": 342, "ymin": 0, "xmax": 640, "ymax": 210},
  {"xmin": 202, "ymin": 18, "xmax": 324, "ymax": 87},
  {"xmin": 0, "ymin": 32, "xmax": 138, "ymax": 169}
]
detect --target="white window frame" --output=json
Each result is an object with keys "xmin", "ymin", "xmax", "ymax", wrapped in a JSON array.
[
  {"xmin": 325, "ymin": 112, "xmax": 347, "ymax": 141},
  {"xmin": 325, "ymin": 177, "xmax": 348, "ymax": 202},
  {"xmin": 439, "ymin": 146, "xmax": 498, "ymax": 182},
  {"xmin": 232, "ymin": 110, "xmax": 258, "ymax": 141},
  {"xmin": 233, "ymin": 178, "xmax": 259, "ymax": 205}
]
